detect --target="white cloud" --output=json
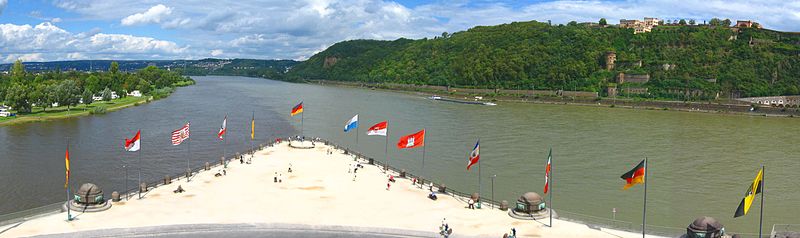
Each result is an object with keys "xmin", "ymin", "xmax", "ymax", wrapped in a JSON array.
[
  {"xmin": 51, "ymin": 18, "xmax": 62, "ymax": 23},
  {"xmin": 0, "ymin": 22, "xmax": 189, "ymax": 63},
  {"xmin": 121, "ymin": 4, "xmax": 173, "ymax": 26},
  {"xmin": 210, "ymin": 49, "xmax": 224, "ymax": 56}
]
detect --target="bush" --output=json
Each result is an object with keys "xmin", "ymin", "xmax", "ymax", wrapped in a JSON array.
[{"xmin": 90, "ymin": 105, "xmax": 107, "ymax": 114}]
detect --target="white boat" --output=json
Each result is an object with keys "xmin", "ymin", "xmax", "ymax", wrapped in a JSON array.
[
  {"xmin": 428, "ymin": 95, "xmax": 442, "ymax": 100},
  {"xmin": 0, "ymin": 107, "xmax": 12, "ymax": 117},
  {"xmin": 483, "ymin": 102, "xmax": 497, "ymax": 106}
]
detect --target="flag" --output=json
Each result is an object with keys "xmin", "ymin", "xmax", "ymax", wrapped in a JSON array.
[
  {"xmin": 397, "ymin": 129, "xmax": 425, "ymax": 149},
  {"xmin": 734, "ymin": 167, "xmax": 764, "ymax": 218},
  {"xmin": 64, "ymin": 148, "xmax": 70, "ymax": 188},
  {"xmin": 367, "ymin": 121, "xmax": 388, "ymax": 136},
  {"xmin": 125, "ymin": 130, "xmax": 141, "ymax": 152},
  {"xmin": 621, "ymin": 160, "xmax": 646, "ymax": 190},
  {"xmin": 218, "ymin": 115, "xmax": 227, "ymax": 140},
  {"xmin": 344, "ymin": 114, "xmax": 359, "ymax": 132},
  {"xmin": 172, "ymin": 123, "xmax": 190, "ymax": 145},
  {"xmin": 466, "ymin": 139, "xmax": 480, "ymax": 170},
  {"xmin": 291, "ymin": 102, "xmax": 303, "ymax": 116},
  {"xmin": 251, "ymin": 111, "xmax": 255, "ymax": 140},
  {"xmin": 544, "ymin": 148, "xmax": 552, "ymax": 194}
]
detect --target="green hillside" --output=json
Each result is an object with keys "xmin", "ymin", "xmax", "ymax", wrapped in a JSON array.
[{"xmin": 287, "ymin": 21, "xmax": 800, "ymax": 100}]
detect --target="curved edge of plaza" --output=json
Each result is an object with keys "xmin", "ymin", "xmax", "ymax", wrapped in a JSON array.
[{"xmin": 0, "ymin": 142, "xmax": 661, "ymax": 238}]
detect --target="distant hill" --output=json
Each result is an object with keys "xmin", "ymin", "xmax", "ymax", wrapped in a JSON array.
[
  {"xmin": 0, "ymin": 59, "xmax": 300, "ymax": 80},
  {"xmin": 287, "ymin": 21, "xmax": 800, "ymax": 99}
]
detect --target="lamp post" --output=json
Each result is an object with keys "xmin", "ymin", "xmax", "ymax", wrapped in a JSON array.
[{"xmin": 491, "ymin": 174, "xmax": 497, "ymax": 209}]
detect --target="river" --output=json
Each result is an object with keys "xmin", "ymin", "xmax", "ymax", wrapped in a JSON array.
[{"xmin": 0, "ymin": 76, "xmax": 797, "ymax": 236}]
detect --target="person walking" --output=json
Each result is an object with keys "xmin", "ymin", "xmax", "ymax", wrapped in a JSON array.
[{"xmin": 468, "ymin": 198, "xmax": 475, "ymax": 209}]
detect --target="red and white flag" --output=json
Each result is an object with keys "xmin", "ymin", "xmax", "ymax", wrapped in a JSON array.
[
  {"xmin": 125, "ymin": 130, "xmax": 141, "ymax": 152},
  {"xmin": 397, "ymin": 129, "xmax": 425, "ymax": 149},
  {"xmin": 367, "ymin": 121, "xmax": 388, "ymax": 136},
  {"xmin": 467, "ymin": 139, "xmax": 480, "ymax": 170},
  {"xmin": 172, "ymin": 122, "xmax": 190, "ymax": 145},
  {"xmin": 544, "ymin": 148, "xmax": 552, "ymax": 194},
  {"xmin": 218, "ymin": 116, "xmax": 227, "ymax": 140}
]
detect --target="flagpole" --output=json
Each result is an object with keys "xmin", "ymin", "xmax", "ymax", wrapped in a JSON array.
[
  {"xmin": 355, "ymin": 114, "xmax": 359, "ymax": 148},
  {"xmin": 187, "ymin": 122, "xmax": 191, "ymax": 182},
  {"xmin": 123, "ymin": 139, "xmax": 128, "ymax": 201},
  {"xmin": 421, "ymin": 136, "xmax": 426, "ymax": 187},
  {"xmin": 223, "ymin": 115, "xmax": 228, "ymax": 168},
  {"xmin": 138, "ymin": 129, "xmax": 142, "ymax": 199},
  {"xmin": 301, "ymin": 108, "xmax": 304, "ymax": 139},
  {"xmin": 66, "ymin": 140, "xmax": 72, "ymax": 221},
  {"xmin": 549, "ymin": 147, "xmax": 553, "ymax": 228},
  {"xmin": 759, "ymin": 165, "xmax": 765, "ymax": 238},
  {"xmin": 384, "ymin": 121, "xmax": 389, "ymax": 171},
  {"xmin": 642, "ymin": 157, "xmax": 648, "ymax": 238},
  {"xmin": 478, "ymin": 155, "xmax": 482, "ymax": 208}
]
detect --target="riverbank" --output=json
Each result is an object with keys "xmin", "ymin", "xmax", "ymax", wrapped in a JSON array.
[
  {"xmin": 308, "ymin": 80, "xmax": 800, "ymax": 118},
  {"xmin": 0, "ymin": 141, "xmax": 660, "ymax": 238},
  {"xmin": 0, "ymin": 96, "xmax": 150, "ymax": 127}
]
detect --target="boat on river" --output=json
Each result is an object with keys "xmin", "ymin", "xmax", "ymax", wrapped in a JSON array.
[{"xmin": 428, "ymin": 95, "xmax": 496, "ymax": 106}]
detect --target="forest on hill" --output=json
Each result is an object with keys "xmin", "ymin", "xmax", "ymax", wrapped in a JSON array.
[{"xmin": 286, "ymin": 20, "xmax": 800, "ymax": 100}]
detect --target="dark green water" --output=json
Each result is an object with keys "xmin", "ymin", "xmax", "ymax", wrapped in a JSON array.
[{"xmin": 1, "ymin": 76, "xmax": 796, "ymax": 236}]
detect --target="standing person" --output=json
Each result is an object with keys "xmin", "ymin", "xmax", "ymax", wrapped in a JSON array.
[
  {"xmin": 274, "ymin": 172, "xmax": 277, "ymax": 183},
  {"xmin": 511, "ymin": 228, "xmax": 516, "ymax": 237},
  {"xmin": 288, "ymin": 163, "xmax": 293, "ymax": 173},
  {"xmin": 387, "ymin": 182, "xmax": 391, "ymax": 190},
  {"xmin": 468, "ymin": 198, "xmax": 475, "ymax": 209},
  {"xmin": 279, "ymin": 173, "xmax": 283, "ymax": 183}
]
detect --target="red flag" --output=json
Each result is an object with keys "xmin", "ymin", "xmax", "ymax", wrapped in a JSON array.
[
  {"xmin": 125, "ymin": 130, "xmax": 141, "ymax": 152},
  {"xmin": 367, "ymin": 121, "xmax": 388, "ymax": 136},
  {"xmin": 218, "ymin": 116, "xmax": 227, "ymax": 140},
  {"xmin": 64, "ymin": 148, "xmax": 70, "ymax": 188},
  {"xmin": 172, "ymin": 123, "xmax": 190, "ymax": 145},
  {"xmin": 397, "ymin": 129, "xmax": 425, "ymax": 149}
]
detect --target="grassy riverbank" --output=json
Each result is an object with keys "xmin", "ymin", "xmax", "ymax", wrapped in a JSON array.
[{"xmin": 0, "ymin": 96, "xmax": 149, "ymax": 127}]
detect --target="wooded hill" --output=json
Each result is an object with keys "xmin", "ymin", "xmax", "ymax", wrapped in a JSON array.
[{"xmin": 286, "ymin": 21, "xmax": 800, "ymax": 100}]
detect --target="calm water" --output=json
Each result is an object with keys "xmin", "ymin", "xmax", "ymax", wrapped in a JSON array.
[{"xmin": 1, "ymin": 76, "xmax": 797, "ymax": 235}]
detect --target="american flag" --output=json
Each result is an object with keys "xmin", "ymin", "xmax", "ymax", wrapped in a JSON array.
[{"xmin": 172, "ymin": 122, "xmax": 190, "ymax": 145}]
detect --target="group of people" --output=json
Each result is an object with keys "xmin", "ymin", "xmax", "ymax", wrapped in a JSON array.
[{"xmin": 439, "ymin": 218, "xmax": 452, "ymax": 237}]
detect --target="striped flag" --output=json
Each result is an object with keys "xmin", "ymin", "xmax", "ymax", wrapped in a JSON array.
[
  {"xmin": 621, "ymin": 160, "xmax": 646, "ymax": 190},
  {"xmin": 64, "ymin": 148, "xmax": 70, "ymax": 188},
  {"xmin": 125, "ymin": 130, "xmax": 141, "ymax": 152},
  {"xmin": 466, "ymin": 139, "xmax": 480, "ymax": 170},
  {"xmin": 172, "ymin": 122, "xmax": 190, "ymax": 145},
  {"xmin": 367, "ymin": 121, "xmax": 388, "ymax": 136},
  {"xmin": 544, "ymin": 148, "xmax": 552, "ymax": 194},
  {"xmin": 218, "ymin": 115, "xmax": 227, "ymax": 140},
  {"xmin": 291, "ymin": 102, "xmax": 303, "ymax": 116},
  {"xmin": 734, "ymin": 167, "xmax": 764, "ymax": 218},
  {"xmin": 251, "ymin": 111, "xmax": 255, "ymax": 140}
]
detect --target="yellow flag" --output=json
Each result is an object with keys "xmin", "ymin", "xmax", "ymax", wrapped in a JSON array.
[
  {"xmin": 734, "ymin": 167, "xmax": 763, "ymax": 217},
  {"xmin": 251, "ymin": 112, "xmax": 255, "ymax": 140},
  {"xmin": 64, "ymin": 148, "xmax": 70, "ymax": 188}
]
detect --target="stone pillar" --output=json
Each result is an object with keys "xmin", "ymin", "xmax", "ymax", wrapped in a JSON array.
[
  {"xmin": 205, "ymin": 162, "xmax": 211, "ymax": 170},
  {"xmin": 139, "ymin": 182, "xmax": 147, "ymax": 193},
  {"xmin": 186, "ymin": 169, "xmax": 192, "ymax": 179},
  {"xmin": 164, "ymin": 175, "xmax": 171, "ymax": 185},
  {"xmin": 368, "ymin": 158, "xmax": 374, "ymax": 165},
  {"xmin": 438, "ymin": 184, "xmax": 447, "ymax": 193},
  {"xmin": 400, "ymin": 169, "xmax": 406, "ymax": 178},
  {"xmin": 500, "ymin": 200, "xmax": 509, "ymax": 211},
  {"xmin": 111, "ymin": 191, "xmax": 120, "ymax": 202},
  {"xmin": 220, "ymin": 157, "xmax": 225, "ymax": 166}
]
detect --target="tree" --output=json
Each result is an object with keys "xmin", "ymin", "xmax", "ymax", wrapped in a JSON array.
[
  {"xmin": 4, "ymin": 83, "xmax": 31, "ymax": 113},
  {"xmin": 11, "ymin": 60, "xmax": 26, "ymax": 83},
  {"xmin": 722, "ymin": 19, "xmax": 732, "ymax": 27},
  {"xmin": 110, "ymin": 61, "xmax": 119, "ymax": 75},
  {"xmin": 102, "ymin": 87, "xmax": 112, "ymax": 101},
  {"xmin": 688, "ymin": 19, "xmax": 696, "ymax": 25},
  {"xmin": 85, "ymin": 75, "xmax": 101, "ymax": 93},
  {"xmin": 55, "ymin": 80, "xmax": 80, "ymax": 110},
  {"xmin": 599, "ymin": 18, "xmax": 607, "ymax": 26},
  {"xmin": 82, "ymin": 88, "xmax": 94, "ymax": 106},
  {"xmin": 679, "ymin": 19, "xmax": 687, "ymax": 25},
  {"xmin": 709, "ymin": 18, "xmax": 721, "ymax": 26},
  {"xmin": 567, "ymin": 21, "xmax": 578, "ymax": 26}
]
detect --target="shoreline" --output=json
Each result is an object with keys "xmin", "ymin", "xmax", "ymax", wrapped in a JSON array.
[
  {"xmin": 0, "ymin": 96, "xmax": 150, "ymax": 127},
  {"xmin": 0, "ymin": 140, "xmax": 664, "ymax": 238},
  {"xmin": 306, "ymin": 80, "xmax": 800, "ymax": 118}
]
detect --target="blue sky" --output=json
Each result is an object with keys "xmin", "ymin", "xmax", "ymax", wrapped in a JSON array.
[{"xmin": 0, "ymin": 0, "xmax": 798, "ymax": 63}]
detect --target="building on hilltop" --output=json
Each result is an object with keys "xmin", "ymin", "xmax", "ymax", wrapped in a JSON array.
[
  {"xmin": 735, "ymin": 20, "xmax": 761, "ymax": 28},
  {"xmin": 619, "ymin": 17, "xmax": 660, "ymax": 34}
]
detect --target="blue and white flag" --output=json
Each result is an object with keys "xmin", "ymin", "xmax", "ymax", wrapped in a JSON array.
[{"xmin": 344, "ymin": 114, "xmax": 359, "ymax": 132}]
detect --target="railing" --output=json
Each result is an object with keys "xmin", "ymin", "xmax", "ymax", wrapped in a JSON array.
[
  {"xmin": 0, "ymin": 202, "xmax": 64, "ymax": 229},
  {"xmin": 772, "ymin": 224, "xmax": 800, "ymax": 238}
]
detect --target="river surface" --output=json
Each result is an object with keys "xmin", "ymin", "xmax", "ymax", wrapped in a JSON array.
[{"xmin": 1, "ymin": 76, "xmax": 797, "ymax": 235}]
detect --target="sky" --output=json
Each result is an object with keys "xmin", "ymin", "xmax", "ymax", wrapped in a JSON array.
[{"xmin": 0, "ymin": 0, "xmax": 799, "ymax": 63}]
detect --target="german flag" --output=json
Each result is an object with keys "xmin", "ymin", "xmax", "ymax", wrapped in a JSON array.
[
  {"xmin": 620, "ymin": 160, "xmax": 645, "ymax": 190},
  {"xmin": 734, "ymin": 167, "xmax": 764, "ymax": 218},
  {"xmin": 291, "ymin": 102, "xmax": 303, "ymax": 116}
]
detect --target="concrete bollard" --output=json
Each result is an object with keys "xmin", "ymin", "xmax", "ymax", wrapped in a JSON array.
[
  {"xmin": 368, "ymin": 158, "xmax": 374, "ymax": 165},
  {"xmin": 220, "ymin": 157, "xmax": 225, "ymax": 166},
  {"xmin": 400, "ymin": 169, "xmax": 406, "ymax": 178},
  {"xmin": 438, "ymin": 184, "xmax": 447, "ymax": 193},
  {"xmin": 111, "ymin": 191, "xmax": 120, "ymax": 202},
  {"xmin": 500, "ymin": 200, "xmax": 509, "ymax": 211},
  {"xmin": 186, "ymin": 169, "xmax": 192, "ymax": 179},
  {"xmin": 164, "ymin": 175, "xmax": 171, "ymax": 185},
  {"xmin": 205, "ymin": 162, "xmax": 210, "ymax": 170},
  {"xmin": 139, "ymin": 183, "xmax": 147, "ymax": 193}
]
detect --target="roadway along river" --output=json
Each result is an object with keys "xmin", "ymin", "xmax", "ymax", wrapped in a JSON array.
[{"xmin": 0, "ymin": 76, "xmax": 797, "ymax": 235}]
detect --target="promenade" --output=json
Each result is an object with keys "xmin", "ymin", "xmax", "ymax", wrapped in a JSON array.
[{"xmin": 0, "ymin": 141, "xmax": 660, "ymax": 238}]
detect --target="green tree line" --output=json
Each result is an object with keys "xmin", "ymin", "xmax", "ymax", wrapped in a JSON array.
[
  {"xmin": 287, "ymin": 20, "xmax": 800, "ymax": 100},
  {"xmin": 0, "ymin": 61, "xmax": 194, "ymax": 113}
]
